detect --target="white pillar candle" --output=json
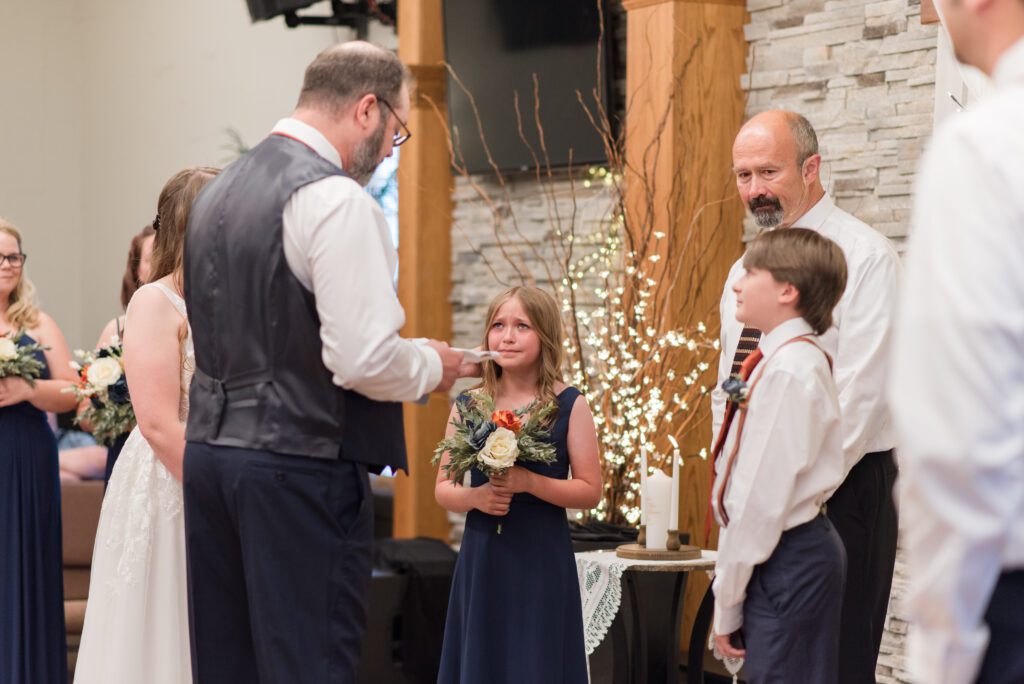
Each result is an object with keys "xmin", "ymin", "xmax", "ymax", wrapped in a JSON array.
[
  {"xmin": 639, "ymin": 445, "xmax": 649, "ymax": 526},
  {"xmin": 670, "ymin": 448, "xmax": 680, "ymax": 531},
  {"xmin": 667, "ymin": 436, "xmax": 681, "ymax": 532},
  {"xmin": 645, "ymin": 470, "xmax": 672, "ymax": 551}
]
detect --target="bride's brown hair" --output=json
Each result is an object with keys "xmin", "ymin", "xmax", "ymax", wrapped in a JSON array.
[
  {"xmin": 147, "ymin": 166, "xmax": 219, "ymax": 347},
  {"xmin": 149, "ymin": 166, "xmax": 220, "ymax": 294}
]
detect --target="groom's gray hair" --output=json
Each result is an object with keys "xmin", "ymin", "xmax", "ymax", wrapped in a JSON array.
[{"xmin": 297, "ymin": 41, "xmax": 412, "ymax": 114}]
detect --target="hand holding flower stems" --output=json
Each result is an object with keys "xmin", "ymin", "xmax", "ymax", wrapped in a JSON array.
[
  {"xmin": 0, "ymin": 376, "xmax": 34, "ymax": 407},
  {"xmin": 490, "ymin": 466, "xmax": 534, "ymax": 495},
  {"xmin": 473, "ymin": 483, "xmax": 512, "ymax": 516}
]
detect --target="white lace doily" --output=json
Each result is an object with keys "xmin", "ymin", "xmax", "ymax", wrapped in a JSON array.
[
  {"xmin": 576, "ymin": 554, "xmax": 626, "ymax": 655},
  {"xmin": 574, "ymin": 549, "xmax": 717, "ymax": 656}
]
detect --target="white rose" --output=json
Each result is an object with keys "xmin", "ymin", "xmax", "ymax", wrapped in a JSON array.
[
  {"xmin": 477, "ymin": 427, "xmax": 519, "ymax": 471},
  {"xmin": 0, "ymin": 338, "xmax": 17, "ymax": 361},
  {"xmin": 87, "ymin": 357, "xmax": 123, "ymax": 388}
]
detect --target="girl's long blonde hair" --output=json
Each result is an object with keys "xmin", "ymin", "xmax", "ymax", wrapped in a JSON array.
[
  {"xmin": 478, "ymin": 286, "xmax": 565, "ymax": 412},
  {"xmin": 0, "ymin": 220, "xmax": 40, "ymax": 332}
]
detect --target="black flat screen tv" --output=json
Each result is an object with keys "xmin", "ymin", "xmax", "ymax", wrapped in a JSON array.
[
  {"xmin": 246, "ymin": 0, "xmax": 324, "ymax": 22},
  {"xmin": 443, "ymin": 0, "xmax": 612, "ymax": 174}
]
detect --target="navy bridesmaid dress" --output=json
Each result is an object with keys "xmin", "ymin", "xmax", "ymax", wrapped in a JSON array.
[
  {"xmin": 0, "ymin": 333, "xmax": 68, "ymax": 683},
  {"xmin": 438, "ymin": 387, "xmax": 588, "ymax": 684}
]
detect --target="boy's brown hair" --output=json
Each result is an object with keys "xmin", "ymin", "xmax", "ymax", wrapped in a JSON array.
[{"xmin": 743, "ymin": 228, "xmax": 847, "ymax": 334}]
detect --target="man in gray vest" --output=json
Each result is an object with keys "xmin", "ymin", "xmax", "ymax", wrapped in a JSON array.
[{"xmin": 182, "ymin": 42, "xmax": 467, "ymax": 683}]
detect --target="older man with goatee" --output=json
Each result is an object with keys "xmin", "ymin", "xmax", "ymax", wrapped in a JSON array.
[{"xmin": 710, "ymin": 110, "xmax": 902, "ymax": 684}]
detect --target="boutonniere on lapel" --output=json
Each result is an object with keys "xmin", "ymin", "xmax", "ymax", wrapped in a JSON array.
[{"xmin": 721, "ymin": 375, "xmax": 751, "ymax": 409}]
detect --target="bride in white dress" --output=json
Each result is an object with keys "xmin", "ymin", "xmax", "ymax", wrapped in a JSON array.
[{"xmin": 74, "ymin": 166, "xmax": 219, "ymax": 684}]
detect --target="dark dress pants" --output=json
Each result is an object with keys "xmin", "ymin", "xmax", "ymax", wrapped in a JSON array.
[
  {"xmin": 183, "ymin": 442, "xmax": 373, "ymax": 684},
  {"xmin": 976, "ymin": 570, "xmax": 1024, "ymax": 684},
  {"xmin": 743, "ymin": 514, "xmax": 847, "ymax": 684},
  {"xmin": 827, "ymin": 449, "xmax": 898, "ymax": 684}
]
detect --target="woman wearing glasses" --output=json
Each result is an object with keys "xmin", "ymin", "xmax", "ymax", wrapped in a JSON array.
[{"xmin": 0, "ymin": 219, "xmax": 78, "ymax": 684}]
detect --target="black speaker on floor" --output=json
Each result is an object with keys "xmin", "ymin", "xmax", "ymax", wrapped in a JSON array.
[
  {"xmin": 246, "ymin": 0, "xmax": 325, "ymax": 22},
  {"xmin": 373, "ymin": 539, "xmax": 458, "ymax": 683}
]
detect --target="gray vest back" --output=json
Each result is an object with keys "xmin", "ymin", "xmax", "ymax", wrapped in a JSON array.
[{"xmin": 183, "ymin": 134, "xmax": 407, "ymax": 470}]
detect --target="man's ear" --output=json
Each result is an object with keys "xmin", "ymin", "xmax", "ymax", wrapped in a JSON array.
[
  {"xmin": 802, "ymin": 154, "xmax": 821, "ymax": 185},
  {"xmin": 352, "ymin": 93, "xmax": 378, "ymax": 130}
]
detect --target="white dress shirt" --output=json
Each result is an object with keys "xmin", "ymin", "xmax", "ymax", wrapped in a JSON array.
[
  {"xmin": 711, "ymin": 193, "xmax": 901, "ymax": 478},
  {"xmin": 891, "ymin": 37, "xmax": 1024, "ymax": 684},
  {"xmin": 711, "ymin": 317, "xmax": 845, "ymax": 635},
  {"xmin": 272, "ymin": 118, "xmax": 442, "ymax": 402}
]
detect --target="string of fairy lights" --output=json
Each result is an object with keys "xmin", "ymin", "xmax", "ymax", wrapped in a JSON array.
[{"xmin": 555, "ymin": 166, "xmax": 719, "ymax": 525}]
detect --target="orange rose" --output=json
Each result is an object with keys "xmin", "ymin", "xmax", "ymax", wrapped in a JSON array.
[{"xmin": 491, "ymin": 409, "xmax": 522, "ymax": 434}]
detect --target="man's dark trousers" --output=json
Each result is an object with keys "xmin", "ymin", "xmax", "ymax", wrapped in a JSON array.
[
  {"xmin": 743, "ymin": 514, "xmax": 847, "ymax": 683},
  {"xmin": 827, "ymin": 449, "xmax": 899, "ymax": 684},
  {"xmin": 976, "ymin": 570, "xmax": 1024, "ymax": 684},
  {"xmin": 183, "ymin": 442, "xmax": 372, "ymax": 684}
]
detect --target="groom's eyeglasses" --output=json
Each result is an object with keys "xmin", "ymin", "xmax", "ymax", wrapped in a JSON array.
[
  {"xmin": 0, "ymin": 253, "xmax": 26, "ymax": 269},
  {"xmin": 377, "ymin": 97, "xmax": 412, "ymax": 148}
]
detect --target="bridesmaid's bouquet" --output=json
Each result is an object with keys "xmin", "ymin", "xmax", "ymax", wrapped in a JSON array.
[
  {"xmin": 433, "ymin": 392, "xmax": 558, "ymax": 483},
  {"xmin": 66, "ymin": 340, "xmax": 135, "ymax": 445},
  {"xmin": 0, "ymin": 329, "xmax": 47, "ymax": 386}
]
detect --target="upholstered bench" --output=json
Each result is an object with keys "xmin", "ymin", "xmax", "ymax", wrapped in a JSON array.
[{"xmin": 60, "ymin": 480, "xmax": 104, "ymax": 677}]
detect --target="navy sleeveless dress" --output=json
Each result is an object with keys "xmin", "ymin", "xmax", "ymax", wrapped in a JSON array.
[
  {"xmin": 0, "ymin": 334, "xmax": 68, "ymax": 683},
  {"xmin": 438, "ymin": 387, "xmax": 588, "ymax": 684}
]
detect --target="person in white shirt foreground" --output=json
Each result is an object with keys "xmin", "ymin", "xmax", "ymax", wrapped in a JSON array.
[
  {"xmin": 891, "ymin": 0, "xmax": 1024, "ymax": 681},
  {"xmin": 711, "ymin": 228, "xmax": 848, "ymax": 683},
  {"xmin": 714, "ymin": 110, "xmax": 901, "ymax": 684}
]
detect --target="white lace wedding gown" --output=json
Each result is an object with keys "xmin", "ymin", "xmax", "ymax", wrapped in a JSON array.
[{"xmin": 74, "ymin": 282, "xmax": 194, "ymax": 684}]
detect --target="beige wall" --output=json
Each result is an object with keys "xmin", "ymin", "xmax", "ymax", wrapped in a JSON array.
[
  {"xmin": 0, "ymin": 1, "xmax": 393, "ymax": 348},
  {"xmin": 0, "ymin": 3, "xmax": 87, "ymax": 343}
]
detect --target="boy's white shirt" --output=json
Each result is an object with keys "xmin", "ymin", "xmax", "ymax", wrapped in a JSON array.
[{"xmin": 711, "ymin": 316, "xmax": 845, "ymax": 636}]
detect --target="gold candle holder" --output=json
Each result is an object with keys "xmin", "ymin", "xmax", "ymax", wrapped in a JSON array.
[
  {"xmin": 666, "ymin": 529, "xmax": 681, "ymax": 551},
  {"xmin": 637, "ymin": 524, "xmax": 647, "ymax": 548}
]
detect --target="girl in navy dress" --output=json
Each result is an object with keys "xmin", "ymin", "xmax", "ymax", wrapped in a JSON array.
[
  {"xmin": 436, "ymin": 286, "xmax": 602, "ymax": 684},
  {"xmin": 78, "ymin": 224, "xmax": 155, "ymax": 486},
  {"xmin": 0, "ymin": 220, "xmax": 78, "ymax": 683}
]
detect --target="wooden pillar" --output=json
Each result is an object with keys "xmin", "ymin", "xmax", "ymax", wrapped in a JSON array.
[
  {"xmin": 622, "ymin": 0, "xmax": 748, "ymax": 645},
  {"xmin": 394, "ymin": 0, "xmax": 453, "ymax": 540}
]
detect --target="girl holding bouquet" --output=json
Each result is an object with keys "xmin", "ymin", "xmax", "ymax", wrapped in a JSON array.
[
  {"xmin": 0, "ymin": 220, "xmax": 78, "ymax": 684},
  {"xmin": 84, "ymin": 223, "xmax": 155, "ymax": 485},
  {"xmin": 435, "ymin": 286, "xmax": 602, "ymax": 684}
]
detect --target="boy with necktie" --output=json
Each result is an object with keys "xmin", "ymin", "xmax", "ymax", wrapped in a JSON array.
[{"xmin": 711, "ymin": 227, "xmax": 849, "ymax": 683}]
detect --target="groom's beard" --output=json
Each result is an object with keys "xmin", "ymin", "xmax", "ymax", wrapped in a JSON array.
[
  {"xmin": 349, "ymin": 121, "xmax": 388, "ymax": 186},
  {"xmin": 749, "ymin": 195, "xmax": 785, "ymax": 229}
]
